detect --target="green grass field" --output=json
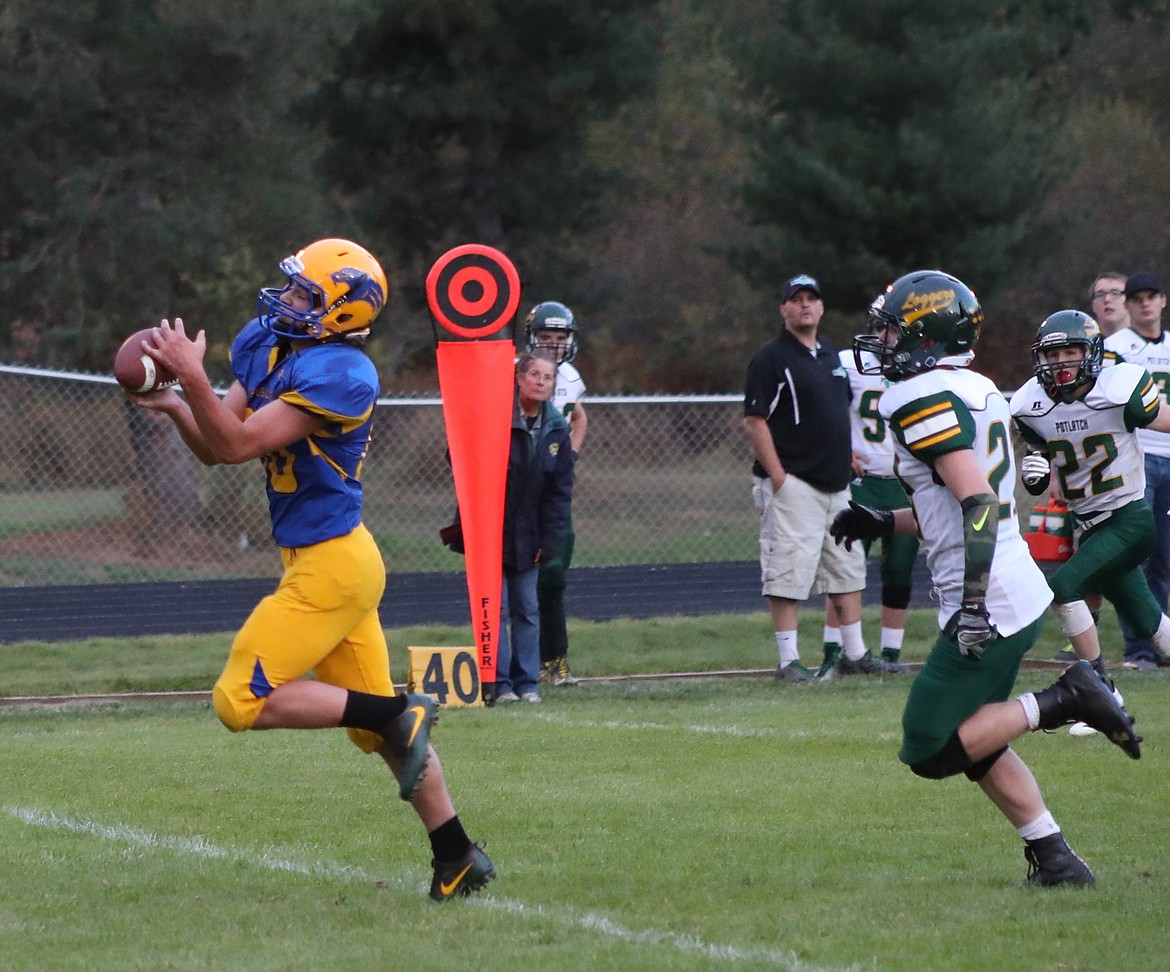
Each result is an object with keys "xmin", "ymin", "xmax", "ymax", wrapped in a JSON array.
[{"xmin": 2, "ymin": 610, "xmax": 1168, "ymax": 971}]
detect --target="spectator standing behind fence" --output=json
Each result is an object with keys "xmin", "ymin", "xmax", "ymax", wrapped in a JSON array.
[
  {"xmin": 743, "ymin": 274, "xmax": 872, "ymax": 683},
  {"xmin": 525, "ymin": 302, "xmax": 587, "ymax": 687},
  {"xmin": 818, "ymin": 319, "xmax": 914, "ymax": 679},
  {"xmin": 1090, "ymin": 271, "xmax": 1130, "ymax": 337},
  {"xmin": 491, "ymin": 351, "xmax": 575, "ymax": 704},
  {"xmin": 830, "ymin": 269, "xmax": 1140, "ymax": 887},
  {"xmin": 126, "ymin": 238, "xmax": 494, "ymax": 901},
  {"xmin": 1104, "ymin": 271, "xmax": 1170, "ymax": 669}
]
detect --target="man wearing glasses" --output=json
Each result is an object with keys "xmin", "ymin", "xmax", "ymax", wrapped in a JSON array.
[{"xmin": 1089, "ymin": 272, "xmax": 1130, "ymax": 337}]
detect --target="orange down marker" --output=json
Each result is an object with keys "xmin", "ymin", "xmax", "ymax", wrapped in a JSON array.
[{"xmin": 427, "ymin": 244, "xmax": 521, "ymax": 696}]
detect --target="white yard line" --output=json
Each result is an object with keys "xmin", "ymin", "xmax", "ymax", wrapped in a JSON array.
[{"xmin": 6, "ymin": 805, "xmax": 868, "ymax": 972}]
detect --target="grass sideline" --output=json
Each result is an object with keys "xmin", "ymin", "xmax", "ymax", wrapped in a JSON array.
[{"xmin": 2, "ymin": 609, "xmax": 1168, "ymax": 971}]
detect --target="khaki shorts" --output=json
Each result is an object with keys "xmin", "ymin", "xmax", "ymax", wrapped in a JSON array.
[{"xmin": 753, "ymin": 474, "xmax": 866, "ymax": 599}]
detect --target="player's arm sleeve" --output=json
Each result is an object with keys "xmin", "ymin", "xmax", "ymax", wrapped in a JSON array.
[
  {"xmin": 960, "ymin": 492, "xmax": 998, "ymax": 604},
  {"xmin": 1123, "ymin": 370, "xmax": 1163, "ymax": 430}
]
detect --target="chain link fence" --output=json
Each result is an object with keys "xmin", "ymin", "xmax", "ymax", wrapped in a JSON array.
[{"xmin": 0, "ymin": 366, "xmax": 756, "ymax": 587}]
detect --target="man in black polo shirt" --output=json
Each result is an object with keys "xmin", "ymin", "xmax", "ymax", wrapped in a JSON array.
[{"xmin": 744, "ymin": 274, "xmax": 875, "ymax": 681}]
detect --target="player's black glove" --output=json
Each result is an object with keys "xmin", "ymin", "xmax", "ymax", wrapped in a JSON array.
[
  {"xmin": 955, "ymin": 600, "xmax": 997, "ymax": 660},
  {"xmin": 829, "ymin": 500, "xmax": 895, "ymax": 552}
]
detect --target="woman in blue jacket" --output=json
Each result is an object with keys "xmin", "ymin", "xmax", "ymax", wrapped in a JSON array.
[{"xmin": 494, "ymin": 351, "xmax": 575, "ymax": 703}]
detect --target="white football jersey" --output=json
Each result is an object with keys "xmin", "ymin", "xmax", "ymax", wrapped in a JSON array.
[
  {"xmin": 839, "ymin": 349, "xmax": 895, "ymax": 477},
  {"xmin": 555, "ymin": 361, "xmax": 586, "ymax": 417},
  {"xmin": 1010, "ymin": 363, "xmax": 1160, "ymax": 516},
  {"xmin": 881, "ymin": 368, "xmax": 1052, "ymax": 635},
  {"xmin": 1103, "ymin": 328, "xmax": 1170, "ymax": 458}
]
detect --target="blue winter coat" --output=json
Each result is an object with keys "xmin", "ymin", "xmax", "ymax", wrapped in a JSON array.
[{"xmin": 503, "ymin": 394, "xmax": 574, "ymax": 569}]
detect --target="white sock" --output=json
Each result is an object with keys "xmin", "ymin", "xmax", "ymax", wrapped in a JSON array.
[
  {"xmin": 1017, "ymin": 811, "xmax": 1060, "ymax": 841},
  {"xmin": 776, "ymin": 630, "xmax": 799, "ymax": 667},
  {"xmin": 1017, "ymin": 692, "xmax": 1040, "ymax": 731},
  {"xmin": 840, "ymin": 621, "xmax": 866, "ymax": 661},
  {"xmin": 823, "ymin": 624, "xmax": 841, "ymax": 647},
  {"xmin": 1151, "ymin": 614, "xmax": 1170, "ymax": 660},
  {"xmin": 881, "ymin": 627, "xmax": 904, "ymax": 652}
]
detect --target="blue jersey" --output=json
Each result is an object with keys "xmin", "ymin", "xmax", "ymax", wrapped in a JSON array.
[{"xmin": 230, "ymin": 319, "xmax": 379, "ymax": 548}]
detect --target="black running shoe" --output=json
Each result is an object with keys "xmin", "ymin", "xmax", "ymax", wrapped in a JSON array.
[
  {"xmin": 1024, "ymin": 833, "xmax": 1095, "ymax": 887},
  {"xmin": 1037, "ymin": 660, "xmax": 1141, "ymax": 760},
  {"xmin": 430, "ymin": 843, "xmax": 496, "ymax": 901}
]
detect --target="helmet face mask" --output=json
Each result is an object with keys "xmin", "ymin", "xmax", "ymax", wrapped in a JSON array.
[
  {"xmin": 259, "ymin": 239, "xmax": 387, "ymax": 340},
  {"xmin": 853, "ymin": 270, "xmax": 983, "ymax": 381},
  {"xmin": 525, "ymin": 301, "xmax": 577, "ymax": 363},
  {"xmin": 1031, "ymin": 310, "xmax": 1103, "ymax": 402}
]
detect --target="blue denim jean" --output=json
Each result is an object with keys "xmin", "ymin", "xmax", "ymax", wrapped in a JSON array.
[
  {"xmin": 495, "ymin": 565, "xmax": 541, "ymax": 695},
  {"xmin": 1118, "ymin": 453, "xmax": 1170, "ymax": 663}
]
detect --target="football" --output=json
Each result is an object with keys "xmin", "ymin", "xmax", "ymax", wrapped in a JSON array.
[{"xmin": 114, "ymin": 328, "xmax": 178, "ymax": 393}]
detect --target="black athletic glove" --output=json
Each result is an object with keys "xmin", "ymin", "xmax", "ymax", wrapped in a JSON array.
[
  {"xmin": 829, "ymin": 500, "xmax": 895, "ymax": 552},
  {"xmin": 955, "ymin": 600, "xmax": 996, "ymax": 660}
]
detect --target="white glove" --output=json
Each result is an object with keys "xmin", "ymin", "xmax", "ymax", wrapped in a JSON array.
[{"xmin": 1021, "ymin": 452, "xmax": 1050, "ymax": 487}]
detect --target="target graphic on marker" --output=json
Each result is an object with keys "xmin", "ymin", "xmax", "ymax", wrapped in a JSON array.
[{"xmin": 426, "ymin": 244, "xmax": 521, "ymax": 338}]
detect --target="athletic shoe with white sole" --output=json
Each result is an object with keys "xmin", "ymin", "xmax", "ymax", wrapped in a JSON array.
[
  {"xmin": 1036, "ymin": 661, "xmax": 1141, "ymax": 759},
  {"xmin": 1069, "ymin": 684, "xmax": 1124, "ymax": 737}
]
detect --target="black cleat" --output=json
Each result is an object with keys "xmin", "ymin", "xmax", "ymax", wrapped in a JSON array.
[
  {"xmin": 1036, "ymin": 660, "xmax": 1141, "ymax": 759},
  {"xmin": 1024, "ymin": 833, "xmax": 1095, "ymax": 888},
  {"xmin": 430, "ymin": 842, "xmax": 495, "ymax": 901},
  {"xmin": 383, "ymin": 693, "xmax": 438, "ymax": 801},
  {"xmin": 838, "ymin": 650, "xmax": 908, "ymax": 675}
]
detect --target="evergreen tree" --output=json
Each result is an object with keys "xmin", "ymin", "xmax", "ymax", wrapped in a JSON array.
[
  {"xmin": 0, "ymin": 0, "xmax": 348, "ymax": 371},
  {"xmin": 728, "ymin": 0, "xmax": 1095, "ymax": 309},
  {"xmin": 310, "ymin": 0, "xmax": 661, "ymax": 298}
]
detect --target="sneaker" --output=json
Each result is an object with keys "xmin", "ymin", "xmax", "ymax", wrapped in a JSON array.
[
  {"xmin": 382, "ymin": 693, "xmax": 437, "ymax": 802},
  {"xmin": 494, "ymin": 690, "xmax": 519, "ymax": 705},
  {"xmin": 1037, "ymin": 660, "xmax": 1141, "ymax": 759},
  {"xmin": 553, "ymin": 657, "xmax": 579, "ymax": 686},
  {"xmin": 774, "ymin": 661, "xmax": 816, "ymax": 683},
  {"xmin": 839, "ymin": 650, "xmax": 908, "ymax": 675},
  {"xmin": 1050, "ymin": 647, "xmax": 1077, "ymax": 663},
  {"xmin": 1069, "ymin": 684, "xmax": 1125, "ymax": 737},
  {"xmin": 520, "ymin": 691, "xmax": 542, "ymax": 703},
  {"xmin": 816, "ymin": 644, "xmax": 842, "ymax": 681},
  {"xmin": 1121, "ymin": 658, "xmax": 1159, "ymax": 671},
  {"xmin": 430, "ymin": 842, "xmax": 496, "ymax": 901},
  {"xmin": 538, "ymin": 660, "xmax": 557, "ymax": 684},
  {"xmin": 1023, "ymin": 833, "xmax": 1095, "ymax": 888},
  {"xmin": 880, "ymin": 647, "xmax": 902, "ymax": 665}
]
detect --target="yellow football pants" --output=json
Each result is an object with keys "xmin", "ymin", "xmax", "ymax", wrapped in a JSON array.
[{"xmin": 213, "ymin": 523, "xmax": 393, "ymax": 752}]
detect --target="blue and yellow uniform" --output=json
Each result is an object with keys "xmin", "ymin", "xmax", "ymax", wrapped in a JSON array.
[{"xmin": 212, "ymin": 319, "xmax": 392, "ymax": 750}]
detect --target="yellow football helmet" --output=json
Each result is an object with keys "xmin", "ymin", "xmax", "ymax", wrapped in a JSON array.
[{"xmin": 259, "ymin": 238, "xmax": 388, "ymax": 339}]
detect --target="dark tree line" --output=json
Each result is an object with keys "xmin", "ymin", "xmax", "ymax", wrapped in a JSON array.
[{"xmin": 3, "ymin": 0, "xmax": 1170, "ymax": 391}]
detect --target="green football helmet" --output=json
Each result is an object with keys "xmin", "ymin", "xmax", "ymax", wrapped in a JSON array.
[
  {"xmin": 1031, "ymin": 309, "xmax": 1103, "ymax": 402},
  {"xmin": 525, "ymin": 301, "xmax": 577, "ymax": 363},
  {"xmin": 855, "ymin": 270, "xmax": 984, "ymax": 381}
]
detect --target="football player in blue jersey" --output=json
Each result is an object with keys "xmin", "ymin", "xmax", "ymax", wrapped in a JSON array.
[{"xmin": 127, "ymin": 239, "xmax": 493, "ymax": 901}]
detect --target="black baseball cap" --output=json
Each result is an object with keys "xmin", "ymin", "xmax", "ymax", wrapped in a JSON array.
[
  {"xmin": 779, "ymin": 274, "xmax": 822, "ymax": 302},
  {"xmin": 1125, "ymin": 272, "xmax": 1164, "ymax": 297}
]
